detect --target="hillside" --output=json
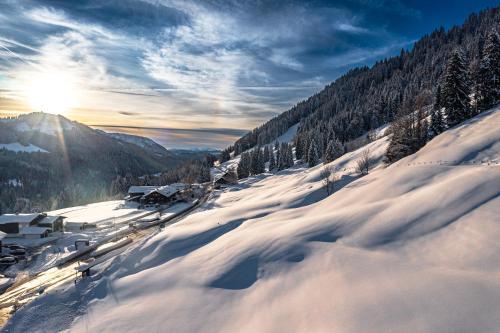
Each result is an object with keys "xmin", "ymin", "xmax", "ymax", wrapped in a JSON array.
[
  {"xmin": 231, "ymin": 6, "xmax": 499, "ymax": 154},
  {"xmin": 105, "ymin": 132, "xmax": 171, "ymax": 157},
  {"xmin": 6, "ymin": 106, "xmax": 499, "ymax": 332},
  {"xmin": 0, "ymin": 113, "xmax": 193, "ymax": 212}
]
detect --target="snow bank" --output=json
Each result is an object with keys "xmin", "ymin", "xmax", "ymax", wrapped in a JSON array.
[{"xmin": 5, "ymin": 107, "xmax": 500, "ymax": 333}]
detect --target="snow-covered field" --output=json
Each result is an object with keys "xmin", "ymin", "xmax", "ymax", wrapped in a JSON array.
[
  {"xmin": 50, "ymin": 200, "xmax": 148, "ymax": 229},
  {"xmin": 5, "ymin": 107, "xmax": 500, "ymax": 332}
]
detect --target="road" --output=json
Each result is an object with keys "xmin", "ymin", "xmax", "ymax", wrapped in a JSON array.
[{"xmin": 0, "ymin": 191, "xmax": 211, "ymax": 328}]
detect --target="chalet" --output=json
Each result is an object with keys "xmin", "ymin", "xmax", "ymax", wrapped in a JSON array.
[
  {"xmin": 38, "ymin": 215, "xmax": 65, "ymax": 232},
  {"xmin": 142, "ymin": 185, "xmax": 182, "ymax": 205},
  {"xmin": 126, "ymin": 186, "xmax": 158, "ymax": 202},
  {"xmin": 0, "ymin": 213, "xmax": 45, "ymax": 235},
  {"xmin": 213, "ymin": 170, "xmax": 237, "ymax": 189}
]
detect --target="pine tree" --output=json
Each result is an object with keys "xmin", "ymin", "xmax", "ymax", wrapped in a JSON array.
[
  {"xmin": 476, "ymin": 31, "xmax": 500, "ymax": 111},
  {"xmin": 237, "ymin": 152, "xmax": 250, "ymax": 179},
  {"xmin": 307, "ymin": 139, "xmax": 319, "ymax": 167},
  {"xmin": 284, "ymin": 143, "xmax": 294, "ymax": 168},
  {"xmin": 268, "ymin": 150, "xmax": 276, "ymax": 171},
  {"xmin": 430, "ymin": 85, "xmax": 446, "ymax": 135},
  {"xmin": 386, "ymin": 116, "xmax": 414, "ymax": 163},
  {"xmin": 442, "ymin": 50, "xmax": 471, "ymax": 127},
  {"xmin": 324, "ymin": 139, "xmax": 344, "ymax": 163},
  {"xmin": 256, "ymin": 148, "xmax": 265, "ymax": 174},
  {"xmin": 295, "ymin": 135, "xmax": 304, "ymax": 160},
  {"xmin": 219, "ymin": 149, "xmax": 231, "ymax": 163},
  {"xmin": 263, "ymin": 145, "xmax": 270, "ymax": 162}
]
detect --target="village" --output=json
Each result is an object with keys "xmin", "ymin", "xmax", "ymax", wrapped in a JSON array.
[{"xmin": 0, "ymin": 178, "xmax": 230, "ymax": 290}]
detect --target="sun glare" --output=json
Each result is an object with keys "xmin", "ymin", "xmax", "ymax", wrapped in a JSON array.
[{"xmin": 25, "ymin": 71, "xmax": 79, "ymax": 115}]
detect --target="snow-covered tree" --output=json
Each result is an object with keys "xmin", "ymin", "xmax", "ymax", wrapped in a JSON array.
[
  {"xmin": 430, "ymin": 85, "xmax": 446, "ymax": 135},
  {"xmin": 294, "ymin": 135, "xmax": 304, "ymax": 160},
  {"xmin": 307, "ymin": 139, "xmax": 319, "ymax": 167},
  {"xmin": 324, "ymin": 139, "xmax": 344, "ymax": 163},
  {"xmin": 442, "ymin": 50, "xmax": 471, "ymax": 127},
  {"xmin": 476, "ymin": 31, "xmax": 500, "ymax": 111},
  {"xmin": 268, "ymin": 150, "xmax": 276, "ymax": 171},
  {"xmin": 237, "ymin": 152, "xmax": 251, "ymax": 179},
  {"xmin": 263, "ymin": 145, "xmax": 271, "ymax": 163}
]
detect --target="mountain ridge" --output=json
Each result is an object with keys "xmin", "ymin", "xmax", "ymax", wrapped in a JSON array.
[{"xmin": 0, "ymin": 112, "xmax": 205, "ymax": 213}]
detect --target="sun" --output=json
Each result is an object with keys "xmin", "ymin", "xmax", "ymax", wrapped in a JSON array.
[{"xmin": 25, "ymin": 70, "xmax": 79, "ymax": 115}]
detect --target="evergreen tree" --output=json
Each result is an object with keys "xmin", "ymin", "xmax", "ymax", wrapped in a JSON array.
[
  {"xmin": 442, "ymin": 50, "xmax": 471, "ymax": 126},
  {"xmin": 431, "ymin": 85, "xmax": 446, "ymax": 135},
  {"xmin": 476, "ymin": 31, "xmax": 500, "ymax": 111},
  {"xmin": 268, "ymin": 150, "xmax": 276, "ymax": 171},
  {"xmin": 256, "ymin": 148, "xmax": 265, "ymax": 174},
  {"xmin": 237, "ymin": 152, "xmax": 250, "ymax": 179},
  {"xmin": 263, "ymin": 145, "xmax": 270, "ymax": 162},
  {"xmin": 295, "ymin": 135, "xmax": 304, "ymax": 160},
  {"xmin": 386, "ymin": 115, "xmax": 414, "ymax": 163},
  {"xmin": 307, "ymin": 139, "xmax": 319, "ymax": 167},
  {"xmin": 284, "ymin": 143, "xmax": 294, "ymax": 168},
  {"xmin": 324, "ymin": 139, "xmax": 344, "ymax": 163},
  {"xmin": 219, "ymin": 149, "xmax": 231, "ymax": 163}
]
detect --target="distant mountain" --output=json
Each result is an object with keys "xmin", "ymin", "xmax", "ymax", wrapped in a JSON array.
[
  {"xmin": 105, "ymin": 132, "xmax": 170, "ymax": 157},
  {"xmin": 0, "ymin": 112, "xmax": 203, "ymax": 212}
]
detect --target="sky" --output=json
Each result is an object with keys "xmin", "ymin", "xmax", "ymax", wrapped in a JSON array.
[{"xmin": 0, "ymin": 0, "xmax": 497, "ymax": 149}]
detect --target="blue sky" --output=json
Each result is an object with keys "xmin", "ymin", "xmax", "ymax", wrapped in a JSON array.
[{"xmin": 0, "ymin": 0, "xmax": 497, "ymax": 148}]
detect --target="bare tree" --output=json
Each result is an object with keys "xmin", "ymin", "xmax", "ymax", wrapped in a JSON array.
[
  {"xmin": 321, "ymin": 165, "xmax": 338, "ymax": 195},
  {"xmin": 356, "ymin": 148, "xmax": 371, "ymax": 175}
]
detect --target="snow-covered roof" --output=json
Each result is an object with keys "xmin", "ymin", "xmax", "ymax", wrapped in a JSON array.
[
  {"xmin": 0, "ymin": 213, "xmax": 43, "ymax": 225},
  {"xmin": 169, "ymin": 183, "xmax": 188, "ymax": 190},
  {"xmin": 128, "ymin": 186, "xmax": 158, "ymax": 194},
  {"xmin": 20, "ymin": 226, "xmax": 49, "ymax": 235},
  {"xmin": 39, "ymin": 215, "xmax": 63, "ymax": 225},
  {"xmin": 145, "ymin": 185, "xmax": 180, "ymax": 198}
]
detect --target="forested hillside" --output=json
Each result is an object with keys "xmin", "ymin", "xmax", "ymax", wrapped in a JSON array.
[
  {"xmin": 228, "ymin": 6, "xmax": 499, "ymax": 157},
  {"xmin": 0, "ymin": 113, "xmax": 200, "ymax": 213}
]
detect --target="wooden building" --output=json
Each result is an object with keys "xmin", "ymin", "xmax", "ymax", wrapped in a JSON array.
[
  {"xmin": 142, "ymin": 186, "xmax": 182, "ymax": 205},
  {"xmin": 38, "ymin": 215, "xmax": 65, "ymax": 232},
  {"xmin": 0, "ymin": 213, "xmax": 45, "ymax": 235},
  {"xmin": 126, "ymin": 186, "xmax": 158, "ymax": 202}
]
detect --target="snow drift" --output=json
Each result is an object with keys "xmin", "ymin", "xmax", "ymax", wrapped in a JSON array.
[{"xmin": 5, "ymin": 107, "xmax": 500, "ymax": 333}]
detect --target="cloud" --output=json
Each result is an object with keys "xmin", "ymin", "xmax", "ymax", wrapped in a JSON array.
[
  {"xmin": 93, "ymin": 124, "xmax": 248, "ymax": 149},
  {"xmin": 5, "ymin": 0, "xmax": 483, "ymax": 148}
]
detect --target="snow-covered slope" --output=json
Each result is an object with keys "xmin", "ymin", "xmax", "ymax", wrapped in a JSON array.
[
  {"xmin": 106, "ymin": 132, "xmax": 170, "ymax": 157},
  {"xmin": 6, "ymin": 107, "xmax": 500, "ymax": 333},
  {"xmin": 0, "ymin": 142, "xmax": 48, "ymax": 153}
]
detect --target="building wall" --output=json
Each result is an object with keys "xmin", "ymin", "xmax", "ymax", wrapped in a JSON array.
[{"xmin": 0, "ymin": 223, "xmax": 20, "ymax": 234}]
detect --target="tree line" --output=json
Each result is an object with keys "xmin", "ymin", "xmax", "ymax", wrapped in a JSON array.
[{"xmin": 221, "ymin": 7, "xmax": 498, "ymax": 169}]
